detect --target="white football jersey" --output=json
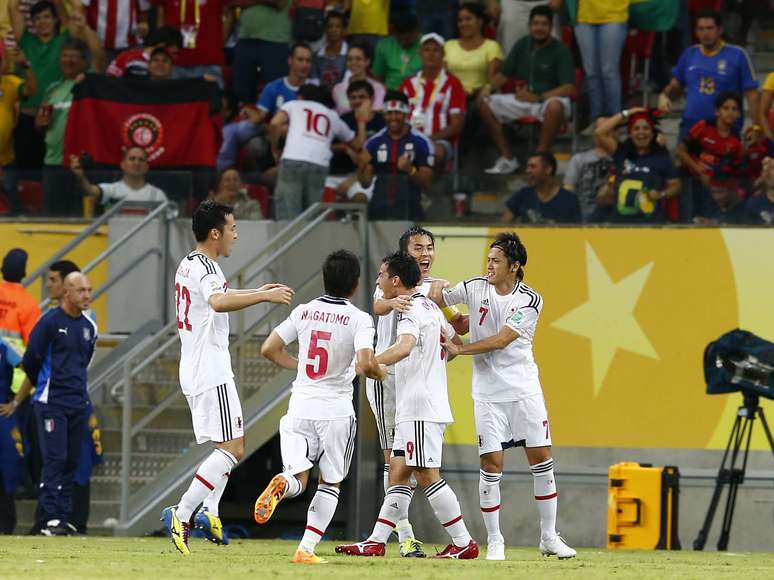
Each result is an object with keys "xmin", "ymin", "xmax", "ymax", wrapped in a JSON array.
[
  {"xmin": 275, "ymin": 295, "xmax": 375, "ymax": 420},
  {"xmin": 443, "ymin": 278, "xmax": 543, "ymax": 402},
  {"xmin": 175, "ymin": 251, "xmax": 233, "ymax": 397},
  {"xmin": 374, "ymin": 277, "xmax": 434, "ymax": 373},
  {"xmin": 280, "ymin": 100, "xmax": 355, "ymax": 167},
  {"xmin": 393, "ymin": 292, "xmax": 455, "ymax": 424}
]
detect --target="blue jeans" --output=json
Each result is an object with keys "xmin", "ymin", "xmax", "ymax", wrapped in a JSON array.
[{"xmin": 574, "ymin": 22, "xmax": 628, "ymax": 119}]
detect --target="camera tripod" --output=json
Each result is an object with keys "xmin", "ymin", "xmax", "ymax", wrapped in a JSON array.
[{"xmin": 693, "ymin": 392, "xmax": 774, "ymax": 551}]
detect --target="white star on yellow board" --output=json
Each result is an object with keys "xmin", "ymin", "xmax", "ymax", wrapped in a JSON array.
[{"xmin": 552, "ymin": 242, "xmax": 659, "ymax": 397}]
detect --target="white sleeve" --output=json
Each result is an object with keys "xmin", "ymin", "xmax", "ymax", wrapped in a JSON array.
[
  {"xmin": 98, "ymin": 182, "xmax": 120, "ymax": 205},
  {"xmin": 396, "ymin": 311, "xmax": 420, "ymax": 339},
  {"xmin": 442, "ymin": 280, "xmax": 467, "ymax": 307},
  {"xmin": 280, "ymin": 100, "xmax": 296, "ymax": 115},
  {"xmin": 354, "ymin": 311, "xmax": 375, "ymax": 351},
  {"xmin": 442, "ymin": 318, "xmax": 456, "ymax": 342},
  {"xmin": 504, "ymin": 306, "xmax": 539, "ymax": 335},
  {"xmin": 152, "ymin": 185, "xmax": 168, "ymax": 202},
  {"xmin": 274, "ymin": 309, "xmax": 299, "ymax": 345},
  {"xmin": 199, "ymin": 270, "xmax": 226, "ymax": 302}
]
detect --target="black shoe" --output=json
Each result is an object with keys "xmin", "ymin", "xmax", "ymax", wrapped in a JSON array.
[{"xmin": 40, "ymin": 520, "xmax": 75, "ymax": 536}]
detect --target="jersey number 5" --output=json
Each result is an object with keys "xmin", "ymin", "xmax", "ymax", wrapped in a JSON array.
[
  {"xmin": 306, "ymin": 330, "xmax": 332, "ymax": 379},
  {"xmin": 175, "ymin": 283, "xmax": 192, "ymax": 331}
]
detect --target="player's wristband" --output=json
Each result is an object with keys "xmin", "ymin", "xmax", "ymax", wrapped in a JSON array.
[{"xmin": 441, "ymin": 305, "xmax": 461, "ymax": 322}]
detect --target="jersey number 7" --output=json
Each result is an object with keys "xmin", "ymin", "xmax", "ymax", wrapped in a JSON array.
[
  {"xmin": 175, "ymin": 283, "xmax": 192, "ymax": 331},
  {"xmin": 306, "ymin": 330, "xmax": 332, "ymax": 379}
]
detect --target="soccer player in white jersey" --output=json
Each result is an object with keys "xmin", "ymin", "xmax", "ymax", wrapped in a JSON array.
[
  {"xmin": 366, "ymin": 226, "xmax": 469, "ymax": 557},
  {"xmin": 255, "ymin": 250, "xmax": 386, "ymax": 564},
  {"xmin": 432, "ymin": 232, "xmax": 576, "ymax": 560},
  {"xmin": 337, "ymin": 252, "xmax": 478, "ymax": 559},
  {"xmin": 162, "ymin": 200, "xmax": 294, "ymax": 555}
]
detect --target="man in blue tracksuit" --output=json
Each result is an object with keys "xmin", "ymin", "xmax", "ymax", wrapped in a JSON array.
[{"xmin": 21, "ymin": 272, "xmax": 97, "ymax": 536}]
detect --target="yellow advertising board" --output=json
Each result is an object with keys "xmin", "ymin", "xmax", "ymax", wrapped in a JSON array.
[{"xmin": 432, "ymin": 227, "xmax": 774, "ymax": 450}]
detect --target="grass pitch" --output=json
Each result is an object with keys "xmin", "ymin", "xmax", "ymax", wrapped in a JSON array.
[{"xmin": 2, "ymin": 537, "xmax": 773, "ymax": 579}]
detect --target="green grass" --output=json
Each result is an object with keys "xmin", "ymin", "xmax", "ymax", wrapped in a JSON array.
[{"xmin": 1, "ymin": 537, "xmax": 773, "ymax": 579}]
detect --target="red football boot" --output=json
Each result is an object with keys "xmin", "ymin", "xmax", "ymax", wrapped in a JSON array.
[
  {"xmin": 434, "ymin": 540, "xmax": 479, "ymax": 559},
  {"xmin": 335, "ymin": 540, "xmax": 386, "ymax": 556}
]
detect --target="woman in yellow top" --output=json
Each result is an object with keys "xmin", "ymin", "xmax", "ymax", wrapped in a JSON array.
[
  {"xmin": 759, "ymin": 72, "xmax": 774, "ymax": 142},
  {"xmin": 444, "ymin": 2, "xmax": 503, "ymax": 96},
  {"xmin": 564, "ymin": 0, "xmax": 630, "ymax": 121}
]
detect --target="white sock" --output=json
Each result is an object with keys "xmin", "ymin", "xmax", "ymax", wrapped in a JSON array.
[
  {"xmin": 531, "ymin": 458, "xmax": 558, "ymax": 541},
  {"xmin": 395, "ymin": 476, "xmax": 417, "ymax": 542},
  {"xmin": 201, "ymin": 449, "xmax": 238, "ymax": 516},
  {"xmin": 298, "ymin": 484, "xmax": 340, "ymax": 553},
  {"xmin": 425, "ymin": 479, "xmax": 472, "ymax": 547},
  {"xmin": 279, "ymin": 472, "xmax": 304, "ymax": 499},
  {"xmin": 382, "ymin": 463, "xmax": 390, "ymax": 494},
  {"xmin": 479, "ymin": 469, "xmax": 503, "ymax": 542},
  {"xmin": 368, "ymin": 485, "xmax": 412, "ymax": 544},
  {"xmin": 177, "ymin": 449, "xmax": 237, "ymax": 522}
]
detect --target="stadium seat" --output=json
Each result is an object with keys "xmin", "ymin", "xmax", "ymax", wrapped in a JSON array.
[
  {"xmin": 621, "ymin": 29, "xmax": 656, "ymax": 107},
  {"xmin": 17, "ymin": 180, "xmax": 43, "ymax": 214}
]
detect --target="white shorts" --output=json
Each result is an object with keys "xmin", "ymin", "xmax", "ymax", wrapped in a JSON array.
[
  {"xmin": 279, "ymin": 414, "xmax": 357, "ymax": 484},
  {"xmin": 393, "ymin": 420, "xmax": 446, "ymax": 469},
  {"xmin": 474, "ymin": 394, "xmax": 551, "ymax": 455},
  {"xmin": 366, "ymin": 375, "xmax": 396, "ymax": 450},
  {"xmin": 487, "ymin": 94, "xmax": 571, "ymax": 124},
  {"xmin": 185, "ymin": 380, "xmax": 244, "ymax": 444}
]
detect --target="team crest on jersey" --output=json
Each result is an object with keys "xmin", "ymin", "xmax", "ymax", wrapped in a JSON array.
[
  {"xmin": 45, "ymin": 419, "xmax": 55, "ymax": 433},
  {"xmin": 210, "ymin": 279, "xmax": 220, "ymax": 291},
  {"xmin": 377, "ymin": 144, "xmax": 388, "ymax": 162},
  {"xmin": 717, "ymin": 60, "xmax": 727, "ymax": 74},
  {"xmin": 481, "ymin": 298, "xmax": 489, "ymax": 306},
  {"xmin": 83, "ymin": 327, "xmax": 91, "ymax": 341},
  {"xmin": 510, "ymin": 310, "xmax": 524, "ymax": 325}
]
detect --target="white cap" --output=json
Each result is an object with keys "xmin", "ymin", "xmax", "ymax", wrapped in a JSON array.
[{"xmin": 420, "ymin": 33, "xmax": 445, "ymax": 48}]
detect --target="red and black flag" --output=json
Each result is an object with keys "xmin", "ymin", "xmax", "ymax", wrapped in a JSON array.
[{"xmin": 64, "ymin": 74, "xmax": 222, "ymax": 167}]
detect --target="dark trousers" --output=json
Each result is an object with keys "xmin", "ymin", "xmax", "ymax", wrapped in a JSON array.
[
  {"xmin": 34, "ymin": 403, "xmax": 89, "ymax": 525},
  {"xmin": 0, "ymin": 484, "xmax": 15, "ymax": 534},
  {"xmin": 13, "ymin": 113, "xmax": 45, "ymax": 170},
  {"xmin": 42, "ymin": 166, "xmax": 82, "ymax": 217},
  {"xmin": 232, "ymin": 39, "xmax": 289, "ymax": 104}
]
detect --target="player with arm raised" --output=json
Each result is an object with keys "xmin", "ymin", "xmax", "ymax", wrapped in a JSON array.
[
  {"xmin": 430, "ymin": 232, "xmax": 575, "ymax": 561},
  {"xmin": 366, "ymin": 226, "xmax": 468, "ymax": 557},
  {"xmin": 256, "ymin": 250, "xmax": 385, "ymax": 564},
  {"xmin": 337, "ymin": 252, "xmax": 478, "ymax": 560},
  {"xmin": 162, "ymin": 200, "xmax": 294, "ymax": 555}
]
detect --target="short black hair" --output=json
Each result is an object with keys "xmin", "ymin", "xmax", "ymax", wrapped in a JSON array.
[
  {"xmin": 30, "ymin": 1, "xmax": 57, "ymax": 19},
  {"xmin": 323, "ymin": 250, "xmax": 360, "ymax": 298},
  {"xmin": 347, "ymin": 79, "xmax": 374, "ymax": 98},
  {"xmin": 347, "ymin": 40, "xmax": 371, "ymax": 61},
  {"xmin": 530, "ymin": 152, "xmax": 557, "ymax": 176},
  {"xmin": 398, "ymin": 226, "xmax": 435, "ymax": 253},
  {"xmin": 393, "ymin": 11, "xmax": 419, "ymax": 35},
  {"xmin": 384, "ymin": 252, "xmax": 421, "ymax": 289},
  {"xmin": 122, "ymin": 145, "xmax": 147, "ymax": 160},
  {"xmin": 384, "ymin": 90, "xmax": 409, "ymax": 106},
  {"xmin": 695, "ymin": 9, "xmax": 723, "ymax": 27},
  {"xmin": 290, "ymin": 41, "xmax": 313, "ymax": 59},
  {"xmin": 61, "ymin": 37, "xmax": 90, "ymax": 65},
  {"xmin": 490, "ymin": 232, "xmax": 527, "ymax": 281},
  {"xmin": 715, "ymin": 90, "xmax": 742, "ymax": 111},
  {"xmin": 150, "ymin": 46, "xmax": 173, "ymax": 61},
  {"xmin": 325, "ymin": 10, "xmax": 346, "ymax": 26},
  {"xmin": 192, "ymin": 200, "xmax": 233, "ymax": 242},
  {"xmin": 529, "ymin": 4, "xmax": 554, "ymax": 24},
  {"xmin": 458, "ymin": 2, "xmax": 487, "ymax": 32},
  {"xmin": 298, "ymin": 83, "xmax": 335, "ymax": 109},
  {"xmin": 148, "ymin": 26, "xmax": 183, "ymax": 49},
  {"xmin": 49, "ymin": 260, "xmax": 79, "ymax": 281}
]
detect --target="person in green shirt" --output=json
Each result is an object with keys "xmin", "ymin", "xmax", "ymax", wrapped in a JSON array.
[
  {"xmin": 371, "ymin": 11, "xmax": 421, "ymax": 91},
  {"xmin": 233, "ymin": 0, "xmax": 291, "ymax": 104},
  {"xmin": 477, "ymin": 5, "xmax": 576, "ymax": 174},
  {"xmin": 37, "ymin": 38, "xmax": 88, "ymax": 217}
]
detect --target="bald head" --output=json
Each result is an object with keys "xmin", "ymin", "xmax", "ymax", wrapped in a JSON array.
[{"xmin": 63, "ymin": 271, "xmax": 92, "ymax": 313}]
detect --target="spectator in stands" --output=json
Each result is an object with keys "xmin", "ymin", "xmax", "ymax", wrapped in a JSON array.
[
  {"xmin": 400, "ymin": 33, "xmax": 466, "ymax": 169},
  {"xmin": 332, "ymin": 41, "xmax": 385, "ymax": 114},
  {"xmin": 270, "ymin": 83, "xmax": 366, "ymax": 219},
  {"xmin": 502, "ymin": 152, "xmax": 581, "ymax": 223},
  {"xmin": 312, "ymin": 11, "xmax": 348, "ymax": 91},
  {"xmin": 676, "ymin": 91, "xmax": 744, "ymax": 217},
  {"xmin": 758, "ymin": 72, "xmax": 774, "ymax": 144},
  {"xmin": 0, "ymin": 45, "xmax": 37, "ymax": 215},
  {"xmin": 106, "ymin": 26, "xmax": 182, "ymax": 78},
  {"xmin": 562, "ymin": 119, "xmax": 612, "ymax": 222},
  {"xmin": 36, "ymin": 37, "xmax": 89, "ymax": 216},
  {"xmin": 444, "ymin": 3, "xmax": 503, "ymax": 97},
  {"xmin": 416, "ymin": 0, "xmax": 457, "ymax": 40},
  {"xmin": 346, "ymin": 0, "xmax": 389, "ymax": 50},
  {"xmin": 565, "ymin": 0, "xmax": 629, "ymax": 122},
  {"xmin": 478, "ymin": 5, "xmax": 576, "ymax": 174},
  {"xmin": 594, "ymin": 107, "xmax": 681, "ymax": 223},
  {"xmin": 154, "ymin": 0, "xmax": 227, "ymax": 88},
  {"xmin": 69, "ymin": 146, "xmax": 168, "ymax": 207},
  {"xmin": 693, "ymin": 181, "xmax": 746, "ymax": 225},
  {"xmin": 372, "ymin": 11, "xmax": 421, "ymax": 91},
  {"xmin": 327, "ymin": 79, "xmax": 385, "ymax": 203},
  {"xmin": 208, "ymin": 168, "xmax": 263, "ymax": 219},
  {"xmin": 233, "ymin": 0, "xmax": 291, "ymax": 104},
  {"xmin": 147, "ymin": 46, "xmax": 174, "ymax": 81},
  {"xmin": 10, "ymin": 1, "xmax": 104, "ymax": 171},
  {"xmin": 359, "ymin": 90, "xmax": 433, "ymax": 220},
  {"xmin": 80, "ymin": 0, "xmax": 150, "ymax": 62},
  {"xmin": 745, "ymin": 156, "xmax": 774, "ymax": 225},
  {"xmin": 487, "ymin": 0, "xmax": 560, "ymax": 56},
  {"xmin": 659, "ymin": 10, "xmax": 759, "ymax": 139}
]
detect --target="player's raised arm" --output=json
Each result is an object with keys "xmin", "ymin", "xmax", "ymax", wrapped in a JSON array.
[
  {"xmin": 373, "ymin": 293, "xmax": 412, "ymax": 315},
  {"xmin": 375, "ymin": 334, "xmax": 417, "ymax": 367},
  {"xmin": 209, "ymin": 285, "xmax": 294, "ymax": 313},
  {"xmin": 260, "ymin": 330, "xmax": 298, "ymax": 370},
  {"xmin": 355, "ymin": 348, "xmax": 387, "ymax": 381},
  {"xmin": 444, "ymin": 324, "xmax": 519, "ymax": 357}
]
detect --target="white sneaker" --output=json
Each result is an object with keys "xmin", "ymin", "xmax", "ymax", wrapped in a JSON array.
[
  {"xmin": 485, "ymin": 157, "xmax": 519, "ymax": 175},
  {"xmin": 485, "ymin": 538, "xmax": 505, "ymax": 561},
  {"xmin": 540, "ymin": 535, "xmax": 577, "ymax": 559}
]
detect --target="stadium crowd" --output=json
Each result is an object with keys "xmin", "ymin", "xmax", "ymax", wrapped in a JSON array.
[{"xmin": 0, "ymin": 0, "xmax": 770, "ymax": 225}]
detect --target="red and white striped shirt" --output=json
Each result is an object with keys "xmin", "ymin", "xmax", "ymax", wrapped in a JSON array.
[
  {"xmin": 82, "ymin": 0, "xmax": 149, "ymax": 50},
  {"xmin": 399, "ymin": 69, "xmax": 466, "ymax": 138}
]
